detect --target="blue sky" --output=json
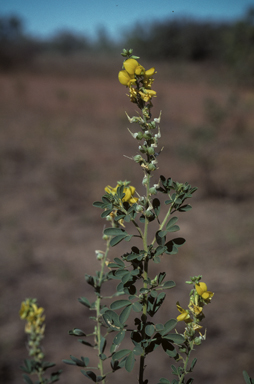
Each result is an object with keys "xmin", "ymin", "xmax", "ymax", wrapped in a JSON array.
[{"xmin": 1, "ymin": 0, "xmax": 253, "ymax": 41}]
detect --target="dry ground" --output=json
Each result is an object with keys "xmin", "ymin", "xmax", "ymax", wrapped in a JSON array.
[{"xmin": 0, "ymin": 56, "xmax": 254, "ymax": 384}]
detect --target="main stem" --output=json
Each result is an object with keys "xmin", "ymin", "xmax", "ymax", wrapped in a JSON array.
[
  {"xmin": 95, "ymin": 239, "xmax": 110, "ymax": 384},
  {"xmin": 139, "ymin": 171, "xmax": 151, "ymax": 384}
]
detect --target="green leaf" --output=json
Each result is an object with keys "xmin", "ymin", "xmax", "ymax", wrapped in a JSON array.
[
  {"xmin": 132, "ymin": 302, "xmax": 143, "ymax": 312},
  {"xmin": 122, "ymin": 271, "xmax": 132, "ymax": 285},
  {"xmin": 92, "ymin": 201, "xmax": 104, "ymax": 208},
  {"xmin": 153, "ymin": 198, "xmax": 161, "ymax": 217},
  {"xmin": 243, "ymin": 371, "xmax": 253, "ymax": 384},
  {"xmin": 125, "ymin": 351, "xmax": 135, "ymax": 372},
  {"xmin": 113, "ymin": 330, "xmax": 126, "ymax": 346},
  {"xmin": 110, "ymin": 234, "xmax": 127, "ymax": 247},
  {"xmin": 162, "ymin": 340, "xmax": 177, "ymax": 357},
  {"xmin": 41, "ymin": 361, "xmax": 55, "ymax": 369},
  {"xmin": 102, "ymin": 196, "xmax": 111, "ymax": 204},
  {"xmin": 119, "ymin": 305, "xmax": 132, "ymax": 324},
  {"xmin": 155, "ymin": 323, "xmax": 164, "ymax": 332},
  {"xmin": 78, "ymin": 297, "xmax": 91, "ymax": 308},
  {"xmin": 166, "ymin": 216, "xmax": 178, "ymax": 230},
  {"xmin": 101, "ymin": 209, "xmax": 112, "ymax": 218},
  {"xmin": 154, "ymin": 246, "xmax": 167, "ymax": 256},
  {"xmin": 81, "ymin": 370, "xmax": 97, "ymax": 382},
  {"xmin": 104, "ymin": 228, "xmax": 126, "ymax": 236},
  {"xmin": 22, "ymin": 374, "xmax": 34, "ymax": 384},
  {"xmin": 69, "ymin": 355, "xmax": 86, "ymax": 367},
  {"xmin": 100, "ymin": 337, "xmax": 106, "ymax": 354},
  {"xmin": 114, "ymin": 257, "xmax": 125, "ymax": 267},
  {"xmin": 103, "ymin": 310, "xmax": 123, "ymax": 330},
  {"xmin": 156, "ymin": 231, "xmax": 166, "ymax": 246},
  {"xmin": 158, "ymin": 378, "xmax": 171, "ymax": 384},
  {"xmin": 165, "ymin": 238, "xmax": 186, "ymax": 254},
  {"xmin": 62, "ymin": 359, "xmax": 76, "ymax": 366},
  {"xmin": 163, "ymin": 280, "xmax": 176, "ymax": 289},
  {"xmin": 179, "ymin": 204, "xmax": 192, "ymax": 212},
  {"xmin": 171, "ymin": 364, "xmax": 178, "ymax": 375},
  {"xmin": 78, "ymin": 339, "xmax": 93, "ymax": 347},
  {"xmin": 133, "ymin": 343, "xmax": 143, "ymax": 356},
  {"xmin": 110, "ymin": 300, "xmax": 131, "ymax": 310},
  {"xmin": 167, "ymin": 225, "xmax": 180, "ymax": 232},
  {"xmin": 158, "ymin": 272, "xmax": 166, "ymax": 284},
  {"xmin": 124, "ymin": 214, "xmax": 131, "ymax": 222},
  {"xmin": 124, "ymin": 234, "xmax": 133, "ymax": 242},
  {"xmin": 165, "ymin": 333, "xmax": 185, "ymax": 345},
  {"xmin": 161, "ymin": 319, "xmax": 177, "ymax": 335},
  {"xmin": 145, "ymin": 324, "xmax": 154, "ymax": 337},
  {"xmin": 158, "ymin": 230, "xmax": 168, "ymax": 238},
  {"xmin": 69, "ymin": 328, "xmax": 86, "ymax": 336},
  {"xmin": 112, "ymin": 349, "xmax": 131, "ymax": 362},
  {"xmin": 189, "ymin": 357, "xmax": 197, "ymax": 372}
]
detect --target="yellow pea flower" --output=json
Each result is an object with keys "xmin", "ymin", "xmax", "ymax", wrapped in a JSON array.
[
  {"xmin": 105, "ymin": 183, "xmax": 138, "ymax": 205},
  {"xmin": 123, "ymin": 58, "xmax": 139, "ymax": 75},
  {"xmin": 145, "ymin": 67, "xmax": 156, "ymax": 77},
  {"xmin": 139, "ymin": 89, "xmax": 157, "ymax": 102},
  {"xmin": 135, "ymin": 64, "xmax": 145, "ymax": 76},
  {"xmin": 195, "ymin": 282, "xmax": 214, "ymax": 301},
  {"xmin": 118, "ymin": 70, "xmax": 136, "ymax": 87},
  {"xmin": 176, "ymin": 302, "xmax": 192, "ymax": 323},
  {"xmin": 189, "ymin": 301, "xmax": 203, "ymax": 315}
]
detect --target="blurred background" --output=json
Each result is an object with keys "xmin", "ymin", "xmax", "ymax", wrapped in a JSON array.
[{"xmin": 0, "ymin": 1, "xmax": 254, "ymax": 383}]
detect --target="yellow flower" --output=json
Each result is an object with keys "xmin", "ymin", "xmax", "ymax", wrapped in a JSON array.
[
  {"xmin": 176, "ymin": 302, "xmax": 192, "ymax": 323},
  {"xmin": 189, "ymin": 301, "xmax": 203, "ymax": 316},
  {"xmin": 145, "ymin": 67, "xmax": 156, "ymax": 77},
  {"xmin": 118, "ymin": 70, "xmax": 136, "ymax": 87},
  {"xmin": 105, "ymin": 183, "xmax": 138, "ymax": 205},
  {"xmin": 195, "ymin": 282, "xmax": 214, "ymax": 301},
  {"xmin": 139, "ymin": 89, "xmax": 157, "ymax": 102},
  {"xmin": 192, "ymin": 323, "xmax": 203, "ymax": 331},
  {"xmin": 19, "ymin": 300, "xmax": 31, "ymax": 320},
  {"xmin": 123, "ymin": 58, "xmax": 139, "ymax": 75}
]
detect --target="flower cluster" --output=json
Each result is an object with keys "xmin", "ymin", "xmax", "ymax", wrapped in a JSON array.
[
  {"xmin": 20, "ymin": 298, "xmax": 45, "ymax": 360},
  {"xmin": 118, "ymin": 57, "xmax": 156, "ymax": 105},
  {"xmin": 176, "ymin": 279, "xmax": 214, "ymax": 343},
  {"xmin": 105, "ymin": 181, "xmax": 138, "ymax": 205}
]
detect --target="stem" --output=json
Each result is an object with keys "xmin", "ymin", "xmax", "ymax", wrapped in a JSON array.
[
  {"xmin": 139, "ymin": 172, "xmax": 151, "ymax": 384},
  {"xmin": 151, "ymin": 194, "xmax": 177, "ymax": 246},
  {"xmin": 178, "ymin": 341, "xmax": 194, "ymax": 384},
  {"xmin": 95, "ymin": 238, "xmax": 111, "ymax": 384}
]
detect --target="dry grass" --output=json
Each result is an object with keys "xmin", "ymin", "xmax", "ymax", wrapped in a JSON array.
[{"xmin": 0, "ymin": 56, "xmax": 254, "ymax": 384}]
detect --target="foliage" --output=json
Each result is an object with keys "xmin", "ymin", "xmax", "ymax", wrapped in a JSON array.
[
  {"xmin": 61, "ymin": 48, "xmax": 213, "ymax": 384},
  {"xmin": 19, "ymin": 299, "xmax": 62, "ymax": 384}
]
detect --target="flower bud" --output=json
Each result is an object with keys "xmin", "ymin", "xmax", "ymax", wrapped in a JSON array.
[
  {"xmin": 134, "ymin": 132, "xmax": 143, "ymax": 140},
  {"xmin": 149, "ymin": 187, "xmax": 157, "ymax": 195},
  {"xmin": 102, "ymin": 234, "xmax": 109, "ymax": 241},
  {"xmin": 136, "ymin": 205, "xmax": 143, "ymax": 212},
  {"xmin": 142, "ymin": 176, "xmax": 148, "ymax": 185},
  {"xmin": 139, "ymin": 145, "xmax": 146, "ymax": 154},
  {"xmin": 194, "ymin": 337, "xmax": 202, "ymax": 345},
  {"xmin": 145, "ymin": 209, "xmax": 153, "ymax": 218},
  {"xmin": 95, "ymin": 250, "xmax": 104, "ymax": 260},
  {"xmin": 147, "ymin": 147, "xmax": 155, "ymax": 155},
  {"xmin": 106, "ymin": 216, "xmax": 112, "ymax": 221},
  {"xmin": 143, "ymin": 131, "xmax": 152, "ymax": 140},
  {"xmin": 148, "ymin": 163, "xmax": 156, "ymax": 171},
  {"xmin": 133, "ymin": 155, "xmax": 143, "ymax": 163}
]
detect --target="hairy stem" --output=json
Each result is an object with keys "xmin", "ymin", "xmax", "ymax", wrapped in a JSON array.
[
  {"xmin": 95, "ymin": 238, "xmax": 111, "ymax": 384},
  {"xmin": 139, "ymin": 172, "xmax": 151, "ymax": 384}
]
